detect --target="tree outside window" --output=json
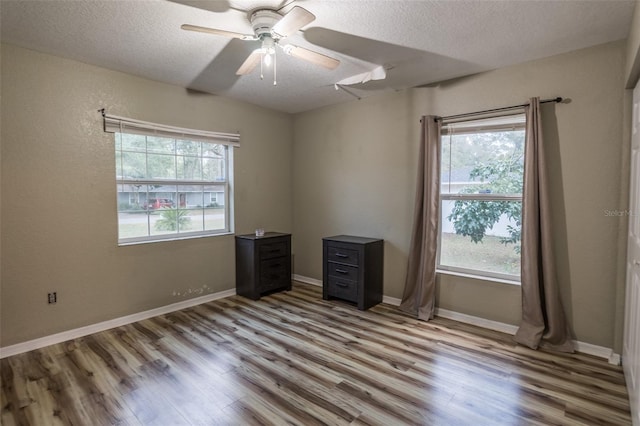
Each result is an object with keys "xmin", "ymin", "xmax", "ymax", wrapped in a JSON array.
[{"xmin": 439, "ymin": 115, "xmax": 525, "ymax": 281}]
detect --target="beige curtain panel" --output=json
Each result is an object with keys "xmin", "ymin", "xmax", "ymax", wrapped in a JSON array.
[
  {"xmin": 399, "ymin": 116, "xmax": 441, "ymax": 320},
  {"xmin": 514, "ymin": 98, "xmax": 574, "ymax": 352}
]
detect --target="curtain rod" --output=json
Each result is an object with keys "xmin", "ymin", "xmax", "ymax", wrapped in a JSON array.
[{"xmin": 434, "ymin": 97, "xmax": 563, "ymax": 123}]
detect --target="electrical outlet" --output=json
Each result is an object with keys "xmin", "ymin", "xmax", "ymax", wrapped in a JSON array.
[{"xmin": 48, "ymin": 292, "xmax": 57, "ymax": 304}]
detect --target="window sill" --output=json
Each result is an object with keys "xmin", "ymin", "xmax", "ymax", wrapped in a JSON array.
[
  {"xmin": 118, "ymin": 231, "xmax": 234, "ymax": 246},
  {"xmin": 436, "ymin": 269, "xmax": 521, "ymax": 286}
]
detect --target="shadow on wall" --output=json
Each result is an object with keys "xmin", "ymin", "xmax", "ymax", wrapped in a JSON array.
[{"xmin": 541, "ymin": 101, "xmax": 574, "ymax": 335}]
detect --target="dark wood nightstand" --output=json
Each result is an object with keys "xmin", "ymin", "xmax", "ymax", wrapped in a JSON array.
[
  {"xmin": 235, "ymin": 232, "xmax": 291, "ymax": 300},
  {"xmin": 322, "ymin": 235, "xmax": 383, "ymax": 310}
]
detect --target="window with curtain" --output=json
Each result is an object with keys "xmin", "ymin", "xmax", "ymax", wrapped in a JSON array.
[
  {"xmin": 104, "ymin": 114, "xmax": 239, "ymax": 245},
  {"xmin": 438, "ymin": 113, "xmax": 525, "ymax": 282}
]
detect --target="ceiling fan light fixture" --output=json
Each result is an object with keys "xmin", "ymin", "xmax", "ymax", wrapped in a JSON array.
[
  {"xmin": 259, "ymin": 35, "xmax": 276, "ymax": 67},
  {"xmin": 181, "ymin": 5, "xmax": 340, "ymax": 84},
  {"xmin": 263, "ymin": 51, "xmax": 273, "ymax": 66}
]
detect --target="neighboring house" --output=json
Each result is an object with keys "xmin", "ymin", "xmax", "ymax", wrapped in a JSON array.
[{"xmin": 117, "ymin": 184, "xmax": 226, "ymax": 209}]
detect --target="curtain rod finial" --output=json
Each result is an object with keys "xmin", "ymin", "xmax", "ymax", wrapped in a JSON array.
[{"xmin": 555, "ymin": 97, "xmax": 562, "ymax": 103}]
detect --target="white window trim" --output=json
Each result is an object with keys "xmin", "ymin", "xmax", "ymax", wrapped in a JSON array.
[{"xmin": 436, "ymin": 268, "xmax": 521, "ymax": 286}]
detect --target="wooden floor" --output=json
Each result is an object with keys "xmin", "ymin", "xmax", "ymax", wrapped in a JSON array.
[{"xmin": 1, "ymin": 282, "xmax": 632, "ymax": 425}]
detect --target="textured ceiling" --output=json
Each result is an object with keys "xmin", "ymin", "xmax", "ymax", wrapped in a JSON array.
[{"xmin": 1, "ymin": 0, "xmax": 636, "ymax": 113}]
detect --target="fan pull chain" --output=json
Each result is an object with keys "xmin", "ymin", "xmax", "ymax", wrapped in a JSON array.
[{"xmin": 260, "ymin": 51, "xmax": 264, "ymax": 80}]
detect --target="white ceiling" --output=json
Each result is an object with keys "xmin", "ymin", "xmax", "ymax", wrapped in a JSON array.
[{"xmin": 1, "ymin": 0, "xmax": 636, "ymax": 113}]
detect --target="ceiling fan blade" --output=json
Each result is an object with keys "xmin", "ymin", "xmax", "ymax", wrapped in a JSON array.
[
  {"xmin": 236, "ymin": 50, "xmax": 262, "ymax": 75},
  {"xmin": 282, "ymin": 45, "xmax": 340, "ymax": 70},
  {"xmin": 181, "ymin": 24, "xmax": 255, "ymax": 40},
  {"xmin": 271, "ymin": 6, "xmax": 315, "ymax": 38}
]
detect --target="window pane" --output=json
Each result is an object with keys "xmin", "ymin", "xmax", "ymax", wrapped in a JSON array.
[
  {"xmin": 176, "ymin": 140, "xmax": 203, "ymax": 180},
  {"xmin": 440, "ymin": 199, "xmax": 521, "ymax": 277},
  {"xmin": 177, "ymin": 140, "xmax": 201, "ymax": 156},
  {"xmin": 121, "ymin": 152, "xmax": 146, "ymax": 179},
  {"xmin": 115, "ymin": 131, "xmax": 231, "ymax": 244},
  {"xmin": 441, "ymin": 129, "xmax": 524, "ymax": 195},
  {"xmin": 147, "ymin": 153, "xmax": 176, "ymax": 179},
  {"xmin": 115, "ymin": 151, "xmax": 123, "ymax": 179},
  {"xmin": 115, "ymin": 132, "xmax": 122, "ymax": 152},
  {"xmin": 146, "ymin": 136, "xmax": 175, "ymax": 154},
  {"xmin": 202, "ymin": 143, "xmax": 224, "ymax": 158},
  {"xmin": 204, "ymin": 184, "xmax": 226, "ymax": 231},
  {"xmin": 183, "ymin": 209, "xmax": 205, "ymax": 233},
  {"xmin": 121, "ymin": 133, "xmax": 146, "ymax": 152},
  {"xmin": 148, "ymin": 185, "xmax": 179, "ymax": 236},
  {"xmin": 177, "ymin": 155, "xmax": 202, "ymax": 180},
  {"xmin": 117, "ymin": 184, "xmax": 150, "ymax": 239},
  {"xmin": 178, "ymin": 184, "xmax": 203, "ymax": 233},
  {"xmin": 203, "ymin": 157, "xmax": 225, "ymax": 181}
]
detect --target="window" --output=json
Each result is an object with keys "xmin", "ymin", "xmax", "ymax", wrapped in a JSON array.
[
  {"xmin": 438, "ymin": 114, "xmax": 525, "ymax": 282},
  {"xmin": 104, "ymin": 114, "xmax": 238, "ymax": 245}
]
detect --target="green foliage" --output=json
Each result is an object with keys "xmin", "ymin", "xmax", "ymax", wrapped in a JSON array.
[
  {"xmin": 446, "ymin": 130, "xmax": 524, "ymax": 253},
  {"xmin": 154, "ymin": 208, "xmax": 191, "ymax": 232}
]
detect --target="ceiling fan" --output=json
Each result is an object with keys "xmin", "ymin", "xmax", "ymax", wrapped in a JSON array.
[{"xmin": 181, "ymin": 6, "xmax": 340, "ymax": 85}]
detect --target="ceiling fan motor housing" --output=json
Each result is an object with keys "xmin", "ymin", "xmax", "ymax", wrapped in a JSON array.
[{"xmin": 250, "ymin": 9, "xmax": 281, "ymax": 39}]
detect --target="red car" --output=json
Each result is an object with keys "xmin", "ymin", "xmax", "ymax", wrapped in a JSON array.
[{"xmin": 143, "ymin": 198, "xmax": 174, "ymax": 210}]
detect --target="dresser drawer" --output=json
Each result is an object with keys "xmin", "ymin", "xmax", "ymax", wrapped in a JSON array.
[
  {"xmin": 326, "ymin": 262, "xmax": 358, "ymax": 281},
  {"xmin": 327, "ymin": 246, "xmax": 359, "ymax": 266},
  {"xmin": 259, "ymin": 258, "xmax": 288, "ymax": 292},
  {"xmin": 327, "ymin": 277, "xmax": 357, "ymax": 302},
  {"xmin": 259, "ymin": 241, "xmax": 288, "ymax": 259},
  {"xmin": 260, "ymin": 276, "xmax": 287, "ymax": 292},
  {"xmin": 260, "ymin": 258, "xmax": 287, "ymax": 279}
]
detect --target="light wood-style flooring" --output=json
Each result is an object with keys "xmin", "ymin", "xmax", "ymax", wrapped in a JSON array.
[{"xmin": 1, "ymin": 282, "xmax": 632, "ymax": 425}]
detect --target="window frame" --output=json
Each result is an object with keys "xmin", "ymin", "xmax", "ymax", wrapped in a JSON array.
[
  {"xmin": 104, "ymin": 113, "xmax": 238, "ymax": 246},
  {"xmin": 436, "ymin": 113, "xmax": 525, "ymax": 284}
]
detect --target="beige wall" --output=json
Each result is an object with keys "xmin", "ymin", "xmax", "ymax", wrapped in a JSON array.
[
  {"xmin": 292, "ymin": 41, "xmax": 628, "ymax": 348},
  {"xmin": 1, "ymin": 39, "xmax": 631, "ymax": 351},
  {"xmin": 292, "ymin": 91, "xmax": 416, "ymax": 290},
  {"xmin": 0, "ymin": 44, "xmax": 293, "ymax": 347}
]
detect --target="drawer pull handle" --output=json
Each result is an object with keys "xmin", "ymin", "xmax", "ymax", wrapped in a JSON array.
[
  {"xmin": 335, "ymin": 269, "xmax": 348, "ymax": 274},
  {"xmin": 270, "ymin": 274, "xmax": 280, "ymax": 279},
  {"xmin": 269, "ymin": 249, "xmax": 281, "ymax": 253},
  {"xmin": 270, "ymin": 263, "xmax": 281, "ymax": 268},
  {"xmin": 336, "ymin": 282, "xmax": 348, "ymax": 287},
  {"xmin": 335, "ymin": 253, "xmax": 348, "ymax": 258}
]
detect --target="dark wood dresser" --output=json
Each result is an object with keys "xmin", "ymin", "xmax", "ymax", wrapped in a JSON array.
[
  {"xmin": 235, "ymin": 232, "xmax": 291, "ymax": 300},
  {"xmin": 322, "ymin": 235, "xmax": 383, "ymax": 310}
]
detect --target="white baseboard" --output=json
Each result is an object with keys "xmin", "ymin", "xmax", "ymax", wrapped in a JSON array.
[
  {"xmin": 293, "ymin": 274, "xmax": 322, "ymax": 287},
  {"xmin": 0, "ymin": 288, "xmax": 236, "ymax": 359},
  {"xmin": 435, "ymin": 307, "xmax": 520, "ymax": 335},
  {"xmin": 4, "ymin": 275, "xmax": 622, "ymax": 366},
  {"xmin": 383, "ymin": 295, "xmax": 402, "ymax": 306},
  {"xmin": 292, "ymin": 274, "xmax": 621, "ymax": 365},
  {"xmin": 435, "ymin": 309, "xmax": 620, "ymax": 365},
  {"xmin": 572, "ymin": 341, "xmax": 621, "ymax": 365}
]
